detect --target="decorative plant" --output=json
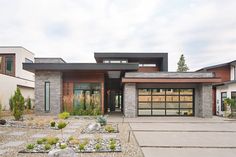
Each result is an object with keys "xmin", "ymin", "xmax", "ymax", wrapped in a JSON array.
[
  {"xmin": 57, "ymin": 121, "xmax": 67, "ymax": 139},
  {"xmin": 60, "ymin": 143, "xmax": 67, "ymax": 149},
  {"xmin": 109, "ymin": 138, "xmax": 116, "ymax": 145},
  {"xmin": 97, "ymin": 116, "xmax": 107, "ymax": 126},
  {"xmin": 26, "ymin": 98, "xmax": 32, "ymax": 110},
  {"xmin": 37, "ymin": 138, "xmax": 43, "ymax": 144},
  {"xmin": 68, "ymin": 136, "xmax": 74, "ymax": 141},
  {"xmin": 105, "ymin": 125, "xmax": 115, "ymax": 133},
  {"xmin": 224, "ymin": 98, "xmax": 236, "ymax": 117},
  {"xmin": 109, "ymin": 143, "xmax": 116, "ymax": 151},
  {"xmin": 79, "ymin": 143, "xmax": 85, "ymax": 151},
  {"xmin": 95, "ymin": 143, "xmax": 102, "ymax": 150},
  {"xmin": 26, "ymin": 144, "xmax": 35, "ymax": 150},
  {"xmin": 9, "ymin": 96, "xmax": 13, "ymax": 112},
  {"xmin": 50, "ymin": 121, "xmax": 56, "ymax": 127},
  {"xmin": 44, "ymin": 144, "xmax": 51, "ymax": 150},
  {"xmin": 58, "ymin": 112, "xmax": 70, "ymax": 119},
  {"xmin": 12, "ymin": 88, "xmax": 25, "ymax": 120},
  {"xmin": 47, "ymin": 137, "xmax": 59, "ymax": 145}
]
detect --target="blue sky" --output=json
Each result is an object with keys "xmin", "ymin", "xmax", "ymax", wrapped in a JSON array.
[{"xmin": 0, "ymin": 0, "xmax": 236, "ymax": 71}]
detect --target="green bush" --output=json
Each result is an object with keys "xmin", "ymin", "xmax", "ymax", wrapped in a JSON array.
[
  {"xmin": 109, "ymin": 143, "xmax": 116, "ymax": 151},
  {"xmin": 50, "ymin": 121, "xmax": 56, "ymax": 127},
  {"xmin": 44, "ymin": 144, "xmax": 51, "ymax": 150},
  {"xmin": 47, "ymin": 137, "xmax": 59, "ymax": 145},
  {"xmin": 105, "ymin": 125, "xmax": 115, "ymax": 133},
  {"xmin": 79, "ymin": 143, "xmax": 85, "ymax": 151},
  {"xmin": 57, "ymin": 121, "xmax": 67, "ymax": 129},
  {"xmin": 97, "ymin": 116, "xmax": 107, "ymax": 126},
  {"xmin": 58, "ymin": 112, "xmax": 70, "ymax": 119},
  {"xmin": 109, "ymin": 138, "xmax": 116, "ymax": 145},
  {"xmin": 95, "ymin": 143, "xmax": 102, "ymax": 150},
  {"xmin": 26, "ymin": 144, "xmax": 35, "ymax": 150},
  {"xmin": 12, "ymin": 88, "xmax": 25, "ymax": 120},
  {"xmin": 37, "ymin": 138, "xmax": 43, "ymax": 144},
  {"xmin": 60, "ymin": 143, "xmax": 67, "ymax": 149},
  {"xmin": 9, "ymin": 96, "xmax": 13, "ymax": 111},
  {"xmin": 26, "ymin": 98, "xmax": 32, "ymax": 110},
  {"xmin": 68, "ymin": 136, "xmax": 74, "ymax": 141}
]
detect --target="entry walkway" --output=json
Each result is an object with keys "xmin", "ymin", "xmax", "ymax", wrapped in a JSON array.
[{"xmin": 126, "ymin": 116, "xmax": 236, "ymax": 157}]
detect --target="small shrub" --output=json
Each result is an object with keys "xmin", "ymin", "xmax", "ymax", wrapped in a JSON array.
[
  {"xmin": 37, "ymin": 138, "xmax": 43, "ymax": 144},
  {"xmin": 68, "ymin": 136, "xmax": 74, "ymax": 141},
  {"xmin": 12, "ymin": 88, "xmax": 25, "ymax": 120},
  {"xmin": 47, "ymin": 137, "xmax": 59, "ymax": 145},
  {"xmin": 9, "ymin": 96, "xmax": 13, "ymax": 112},
  {"xmin": 79, "ymin": 143, "xmax": 85, "ymax": 151},
  {"xmin": 70, "ymin": 139, "xmax": 80, "ymax": 145},
  {"xmin": 26, "ymin": 98, "xmax": 32, "ymax": 110},
  {"xmin": 109, "ymin": 143, "xmax": 116, "ymax": 151},
  {"xmin": 42, "ymin": 137, "xmax": 47, "ymax": 143},
  {"xmin": 44, "ymin": 144, "xmax": 51, "ymax": 150},
  {"xmin": 109, "ymin": 138, "xmax": 116, "ymax": 145},
  {"xmin": 97, "ymin": 116, "xmax": 107, "ymax": 126},
  {"xmin": 58, "ymin": 112, "xmax": 70, "ymax": 119},
  {"xmin": 105, "ymin": 125, "xmax": 115, "ymax": 133},
  {"xmin": 50, "ymin": 121, "xmax": 56, "ymax": 127},
  {"xmin": 83, "ymin": 138, "xmax": 89, "ymax": 145},
  {"xmin": 95, "ymin": 143, "xmax": 102, "ymax": 150},
  {"xmin": 26, "ymin": 144, "xmax": 35, "ymax": 150},
  {"xmin": 57, "ymin": 121, "xmax": 67, "ymax": 129},
  {"xmin": 60, "ymin": 143, "xmax": 67, "ymax": 149}
]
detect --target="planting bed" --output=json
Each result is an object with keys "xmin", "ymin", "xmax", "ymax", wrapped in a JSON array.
[{"xmin": 81, "ymin": 123, "xmax": 119, "ymax": 134}]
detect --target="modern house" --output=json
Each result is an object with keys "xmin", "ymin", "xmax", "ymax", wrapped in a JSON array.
[
  {"xmin": 0, "ymin": 46, "xmax": 35, "ymax": 110},
  {"xmin": 23, "ymin": 52, "xmax": 221, "ymax": 117},
  {"xmin": 197, "ymin": 60, "xmax": 236, "ymax": 116}
]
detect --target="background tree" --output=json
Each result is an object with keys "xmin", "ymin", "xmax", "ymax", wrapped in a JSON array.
[{"xmin": 177, "ymin": 54, "xmax": 189, "ymax": 72}]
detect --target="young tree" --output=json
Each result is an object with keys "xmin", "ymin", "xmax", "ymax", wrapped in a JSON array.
[
  {"xmin": 12, "ymin": 88, "xmax": 25, "ymax": 120},
  {"xmin": 177, "ymin": 54, "xmax": 189, "ymax": 72}
]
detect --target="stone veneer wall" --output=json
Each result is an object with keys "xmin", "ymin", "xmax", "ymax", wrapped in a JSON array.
[
  {"xmin": 195, "ymin": 84, "xmax": 213, "ymax": 118},
  {"xmin": 35, "ymin": 71, "xmax": 62, "ymax": 115},
  {"xmin": 124, "ymin": 83, "xmax": 137, "ymax": 118}
]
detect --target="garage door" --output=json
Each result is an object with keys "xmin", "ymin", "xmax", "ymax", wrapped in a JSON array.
[{"xmin": 138, "ymin": 88, "xmax": 194, "ymax": 116}]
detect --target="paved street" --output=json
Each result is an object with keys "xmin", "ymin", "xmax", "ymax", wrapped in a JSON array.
[{"xmin": 128, "ymin": 117, "xmax": 236, "ymax": 157}]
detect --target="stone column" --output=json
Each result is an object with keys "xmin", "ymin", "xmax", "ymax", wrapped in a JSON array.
[
  {"xmin": 195, "ymin": 84, "xmax": 212, "ymax": 118},
  {"xmin": 35, "ymin": 71, "xmax": 62, "ymax": 115},
  {"xmin": 123, "ymin": 83, "xmax": 137, "ymax": 118}
]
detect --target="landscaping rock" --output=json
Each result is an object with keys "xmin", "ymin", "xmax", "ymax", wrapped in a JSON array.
[
  {"xmin": 48, "ymin": 148, "xmax": 76, "ymax": 157},
  {"xmin": 87, "ymin": 123, "xmax": 101, "ymax": 132},
  {"xmin": 0, "ymin": 119, "xmax": 6, "ymax": 125}
]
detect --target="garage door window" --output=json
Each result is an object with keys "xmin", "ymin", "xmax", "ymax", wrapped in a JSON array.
[{"xmin": 138, "ymin": 88, "xmax": 194, "ymax": 116}]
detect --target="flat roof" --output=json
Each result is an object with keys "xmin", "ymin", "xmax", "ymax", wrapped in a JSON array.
[
  {"xmin": 94, "ymin": 52, "xmax": 168, "ymax": 63},
  {"xmin": 23, "ymin": 63, "xmax": 139, "ymax": 72}
]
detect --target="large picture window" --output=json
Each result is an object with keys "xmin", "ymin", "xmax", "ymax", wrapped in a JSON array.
[
  {"xmin": 138, "ymin": 88, "xmax": 194, "ymax": 116},
  {"xmin": 5, "ymin": 56, "xmax": 14, "ymax": 75},
  {"xmin": 45, "ymin": 82, "xmax": 50, "ymax": 112}
]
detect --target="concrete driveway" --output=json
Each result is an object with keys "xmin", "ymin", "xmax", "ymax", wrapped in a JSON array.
[{"xmin": 128, "ymin": 117, "xmax": 236, "ymax": 157}]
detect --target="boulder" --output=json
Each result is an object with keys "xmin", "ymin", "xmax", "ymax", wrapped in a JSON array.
[
  {"xmin": 48, "ymin": 148, "xmax": 76, "ymax": 157},
  {"xmin": 0, "ymin": 119, "xmax": 6, "ymax": 125},
  {"xmin": 87, "ymin": 123, "xmax": 101, "ymax": 132}
]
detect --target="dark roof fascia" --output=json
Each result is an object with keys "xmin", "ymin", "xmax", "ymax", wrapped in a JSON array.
[
  {"xmin": 23, "ymin": 63, "xmax": 139, "ymax": 72},
  {"xmin": 94, "ymin": 52, "xmax": 168, "ymax": 62},
  {"xmin": 197, "ymin": 60, "xmax": 236, "ymax": 72}
]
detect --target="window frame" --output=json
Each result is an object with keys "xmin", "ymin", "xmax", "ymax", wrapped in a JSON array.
[{"xmin": 44, "ymin": 82, "xmax": 50, "ymax": 112}]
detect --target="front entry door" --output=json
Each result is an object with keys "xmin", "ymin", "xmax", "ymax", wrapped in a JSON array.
[{"xmin": 109, "ymin": 90, "xmax": 122, "ymax": 112}]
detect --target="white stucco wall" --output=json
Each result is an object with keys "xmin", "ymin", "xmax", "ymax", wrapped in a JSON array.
[
  {"xmin": 0, "ymin": 47, "xmax": 35, "ymax": 110},
  {"xmin": 216, "ymin": 83, "xmax": 236, "ymax": 116}
]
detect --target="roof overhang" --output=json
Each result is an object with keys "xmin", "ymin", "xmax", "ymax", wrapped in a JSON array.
[
  {"xmin": 122, "ymin": 78, "xmax": 222, "ymax": 83},
  {"xmin": 23, "ymin": 63, "xmax": 139, "ymax": 73}
]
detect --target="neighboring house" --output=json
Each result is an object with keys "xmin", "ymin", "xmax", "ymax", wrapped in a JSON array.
[
  {"xmin": 0, "ymin": 46, "xmax": 35, "ymax": 110},
  {"xmin": 23, "ymin": 52, "xmax": 221, "ymax": 117},
  {"xmin": 197, "ymin": 60, "xmax": 236, "ymax": 116}
]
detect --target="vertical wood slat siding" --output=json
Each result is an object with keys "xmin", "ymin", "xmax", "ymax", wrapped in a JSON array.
[{"xmin": 62, "ymin": 72, "xmax": 105, "ymax": 113}]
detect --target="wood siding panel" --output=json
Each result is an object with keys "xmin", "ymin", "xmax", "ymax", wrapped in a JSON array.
[
  {"xmin": 207, "ymin": 65, "xmax": 230, "ymax": 82},
  {"xmin": 138, "ymin": 67, "xmax": 159, "ymax": 72}
]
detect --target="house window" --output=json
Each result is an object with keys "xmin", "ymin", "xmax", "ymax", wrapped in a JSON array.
[
  {"xmin": 103, "ymin": 60, "xmax": 127, "ymax": 63},
  {"xmin": 221, "ymin": 92, "xmax": 227, "ymax": 111},
  {"xmin": 231, "ymin": 92, "xmax": 236, "ymax": 102},
  {"xmin": 0, "ymin": 56, "xmax": 2, "ymax": 72},
  {"xmin": 5, "ymin": 56, "xmax": 14, "ymax": 75},
  {"xmin": 45, "ymin": 82, "xmax": 50, "ymax": 112}
]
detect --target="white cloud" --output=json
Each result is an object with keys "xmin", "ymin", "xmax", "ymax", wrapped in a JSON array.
[{"xmin": 0, "ymin": 0, "xmax": 236, "ymax": 70}]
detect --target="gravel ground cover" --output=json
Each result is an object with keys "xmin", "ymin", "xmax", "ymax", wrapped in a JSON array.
[{"xmin": 0, "ymin": 115, "xmax": 143, "ymax": 157}]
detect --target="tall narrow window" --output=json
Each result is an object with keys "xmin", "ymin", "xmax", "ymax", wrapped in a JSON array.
[
  {"xmin": 0, "ymin": 56, "xmax": 2, "ymax": 73},
  {"xmin": 45, "ymin": 82, "xmax": 50, "ymax": 112},
  {"xmin": 5, "ymin": 56, "xmax": 14, "ymax": 75},
  {"xmin": 221, "ymin": 92, "xmax": 227, "ymax": 111}
]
